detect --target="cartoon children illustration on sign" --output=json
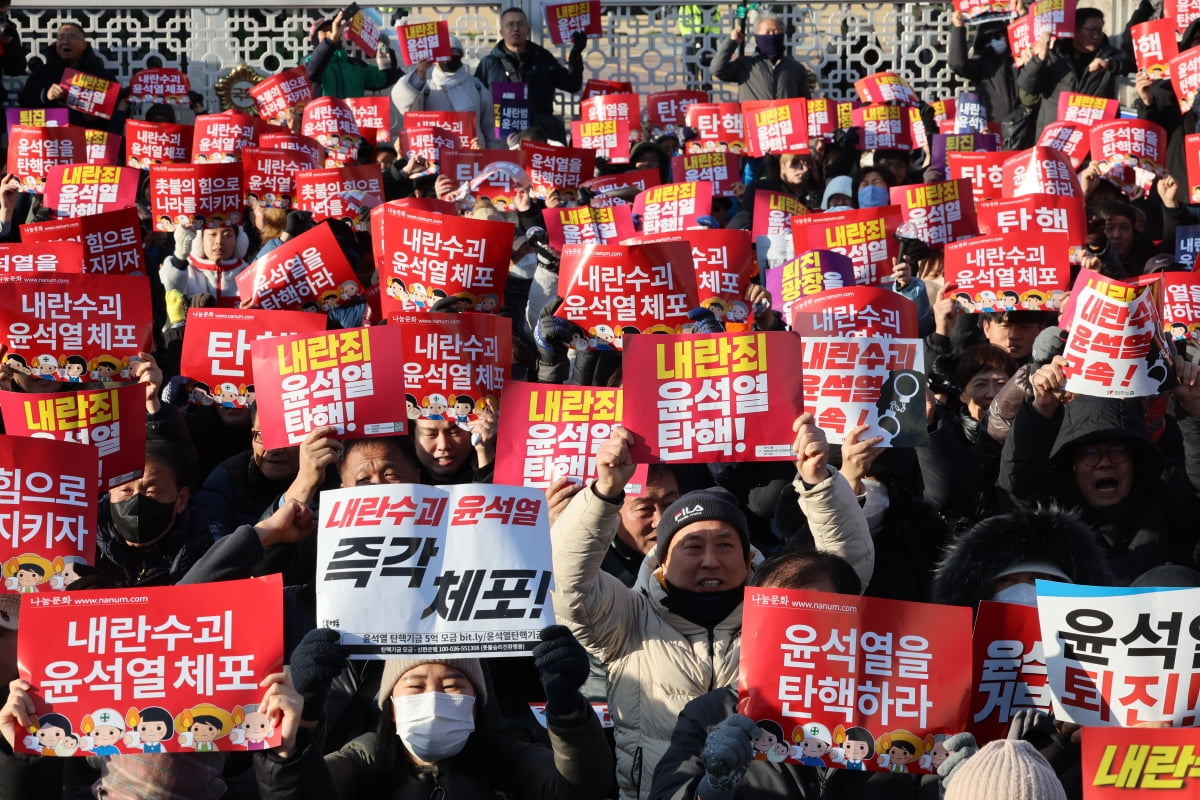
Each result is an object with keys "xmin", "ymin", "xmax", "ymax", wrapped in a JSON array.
[
  {"xmin": 175, "ymin": 704, "xmax": 234, "ymax": 752},
  {"xmin": 830, "ymin": 725, "xmax": 874, "ymax": 771},
  {"xmin": 3, "ymin": 555, "xmax": 61, "ymax": 593},
  {"xmin": 25, "ymin": 712, "xmax": 76, "ymax": 756},
  {"xmin": 81, "ymin": 708, "xmax": 125, "ymax": 756},
  {"xmin": 453, "ymin": 395, "xmax": 477, "ymax": 430},
  {"xmin": 751, "ymin": 720, "xmax": 789, "ymax": 762},
  {"xmin": 231, "ymin": 704, "xmax": 275, "ymax": 750},
  {"xmin": 876, "ymin": 729, "xmax": 927, "ymax": 773},
  {"xmin": 124, "ymin": 706, "xmax": 174, "ymax": 753},
  {"xmin": 792, "ymin": 721, "xmax": 832, "ymax": 766},
  {"xmin": 922, "ymin": 733, "xmax": 951, "ymax": 773},
  {"xmin": 421, "ymin": 393, "xmax": 449, "ymax": 420},
  {"xmin": 63, "ymin": 355, "xmax": 88, "ymax": 382}
]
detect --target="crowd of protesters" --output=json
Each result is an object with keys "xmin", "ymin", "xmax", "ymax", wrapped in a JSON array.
[{"xmin": 0, "ymin": 1, "xmax": 1194, "ymax": 798}]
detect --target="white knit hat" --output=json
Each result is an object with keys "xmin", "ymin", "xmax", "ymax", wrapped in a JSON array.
[
  {"xmin": 377, "ymin": 658, "xmax": 488, "ymax": 706},
  {"xmin": 945, "ymin": 740, "xmax": 1067, "ymax": 800}
]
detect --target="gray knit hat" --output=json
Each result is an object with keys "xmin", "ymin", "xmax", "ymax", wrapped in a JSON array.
[
  {"xmin": 945, "ymin": 740, "xmax": 1067, "ymax": 800},
  {"xmin": 654, "ymin": 487, "xmax": 750, "ymax": 565},
  {"xmin": 377, "ymin": 658, "xmax": 488, "ymax": 707}
]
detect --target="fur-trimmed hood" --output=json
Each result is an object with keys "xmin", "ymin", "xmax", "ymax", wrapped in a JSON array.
[
  {"xmin": 931, "ymin": 506, "xmax": 1115, "ymax": 609},
  {"xmin": 1048, "ymin": 396, "xmax": 1163, "ymax": 503}
]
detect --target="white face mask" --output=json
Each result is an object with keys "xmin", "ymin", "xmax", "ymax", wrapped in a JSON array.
[
  {"xmin": 991, "ymin": 581, "xmax": 1038, "ymax": 606},
  {"xmin": 511, "ymin": 251, "xmax": 539, "ymax": 279},
  {"xmin": 392, "ymin": 692, "xmax": 476, "ymax": 763},
  {"xmin": 987, "ymin": 38, "xmax": 1009, "ymax": 54}
]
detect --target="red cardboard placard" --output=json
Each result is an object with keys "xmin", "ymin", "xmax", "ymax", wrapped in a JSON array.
[
  {"xmin": 739, "ymin": 587, "xmax": 972, "ymax": 773},
  {"xmin": 890, "ymin": 179, "xmax": 978, "ymax": 246},
  {"xmin": 622, "ymin": 331, "xmax": 804, "ymax": 463},
  {"xmin": 258, "ymin": 131, "xmax": 324, "ymax": 169},
  {"xmin": 634, "ymin": 181, "xmax": 713, "ymax": 234},
  {"xmin": 671, "ymin": 151, "xmax": 742, "ymax": 197},
  {"xmin": 345, "ymin": 96, "xmax": 392, "ymax": 145},
  {"xmin": 1170, "ymin": 47, "xmax": 1200, "ymax": 112},
  {"xmin": 1082, "ymin": 726, "xmax": 1200, "ymax": 795},
  {"xmin": 1132, "ymin": 19, "xmax": 1179, "ymax": 79},
  {"xmin": 125, "ymin": 120, "xmax": 193, "ymax": 168},
  {"xmin": 16, "ymin": 575, "xmax": 283, "ymax": 755},
  {"xmin": 647, "ymin": 90, "xmax": 707, "ymax": 135},
  {"xmin": 442, "ymin": 149, "xmax": 529, "ymax": 203},
  {"xmin": 946, "ymin": 150, "xmax": 1009, "ymax": 207},
  {"xmin": 520, "ymin": 141, "xmax": 596, "ymax": 201},
  {"xmin": 977, "ymin": 192, "xmax": 1086, "ymax": 263},
  {"xmin": 1037, "ymin": 121, "xmax": 1090, "ymax": 169},
  {"xmin": 397, "ymin": 20, "xmax": 451, "ymax": 66},
  {"xmin": 792, "ymin": 205, "xmax": 903, "ymax": 287},
  {"xmin": 554, "ymin": 241, "xmax": 698, "ymax": 347},
  {"xmin": 8, "ymin": 125, "xmax": 86, "ymax": 193},
  {"xmin": 752, "ymin": 190, "xmax": 808, "ymax": 269},
  {"xmin": 346, "ymin": 11, "xmax": 384, "ymax": 55},
  {"xmin": 236, "ymin": 222, "xmax": 363, "ymax": 311},
  {"xmin": 789, "ymin": 285, "xmax": 919, "ymax": 338},
  {"xmin": 580, "ymin": 93, "xmax": 640, "ymax": 146},
  {"xmin": 42, "ymin": 165, "xmax": 139, "ymax": 220},
  {"xmin": 21, "ymin": 207, "xmax": 146, "ymax": 276},
  {"xmin": 373, "ymin": 204, "xmax": 513, "ymax": 314},
  {"xmin": 179, "ymin": 308, "xmax": 328, "ymax": 407},
  {"xmin": 59, "ymin": 68, "xmax": 119, "ymax": 121},
  {"xmin": 572, "ymin": 118, "xmax": 631, "ymax": 163},
  {"xmin": 544, "ymin": 204, "xmax": 636, "ymax": 249},
  {"xmin": 148, "ymin": 162, "xmax": 244, "ymax": 230},
  {"xmin": 544, "ymin": 0, "xmax": 602, "ymax": 45},
  {"xmin": 742, "ymin": 98, "xmax": 810, "ymax": 156},
  {"xmin": 852, "ymin": 104, "xmax": 912, "ymax": 151},
  {"xmin": 252, "ymin": 326, "xmax": 408, "ymax": 449},
  {"xmin": 241, "ymin": 146, "xmax": 318, "ymax": 209},
  {"xmin": 0, "ymin": 383, "xmax": 146, "ymax": 488},
  {"xmin": 968, "ymin": 601, "xmax": 1050, "ymax": 745},
  {"xmin": 1056, "ymin": 92, "xmax": 1119, "ymax": 125},
  {"xmin": 684, "ymin": 102, "xmax": 745, "ymax": 153},
  {"xmin": 0, "ymin": 435, "xmax": 97, "ymax": 594},
  {"xmin": 626, "ymin": 228, "xmax": 757, "ymax": 321},
  {"xmin": 1002, "ymin": 147, "xmax": 1084, "ymax": 198},
  {"xmin": 294, "ymin": 165, "xmax": 382, "ymax": 231},
  {"xmin": 191, "ymin": 112, "xmax": 258, "ymax": 163},
  {"xmin": 0, "ymin": 242, "xmax": 83, "ymax": 276},
  {"xmin": 1162, "ymin": 272, "xmax": 1200, "ymax": 339},
  {"xmin": 128, "ymin": 68, "xmax": 190, "ymax": 104},
  {"xmin": 388, "ymin": 311, "xmax": 512, "ymax": 416},
  {"xmin": 944, "ymin": 233, "xmax": 1071, "ymax": 312},
  {"xmin": 854, "ymin": 71, "xmax": 919, "ymax": 105}
]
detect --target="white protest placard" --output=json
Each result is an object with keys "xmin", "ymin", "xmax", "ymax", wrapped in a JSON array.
[{"xmin": 317, "ymin": 483, "xmax": 553, "ymax": 658}]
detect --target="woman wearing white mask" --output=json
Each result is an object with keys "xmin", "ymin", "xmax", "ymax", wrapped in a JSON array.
[{"xmin": 255, "ymin": 625, "xmax": 612, "ymax": 798}]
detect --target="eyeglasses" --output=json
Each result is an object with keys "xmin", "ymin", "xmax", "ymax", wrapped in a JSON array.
[
  {"xmin": 251, "ymin": 430, "xmax": 263, "ymax": 443},
  {"xmin": 56, "ymin": 34, "xmax": 83, "ymax": 43},
  {"xmin": 502, "ymin": 20, "xmax": 529, "ymax": 30},
  {"xmin": 1075, "ymin": 443, "xmax": 1130, "ymax": 468}
]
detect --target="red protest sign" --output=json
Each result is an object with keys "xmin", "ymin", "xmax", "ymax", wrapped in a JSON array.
[
  {"xmin": 16, "ymin": 575, "xmax": 283, "ymax": 756},
  {"xmin": 544, "ymin": 0, "xmax": 602, "ymax": 44},
  {"xmin": 0, "ymin": 273, "xmax": 153, "ymax": 380},
  {"xmin": 0, "ymin": 435, "xmax": 97, "ymax": 594},
  {"xmin": 442, "ymin": 149, "xmax": 530, "ymax": 203},
  {"xmin": 0, "ymin": 383, "xmax": 145, "ymax": 488},
  {"xmin": 1031, "ymin": 0, "xmax": 1077, "ymax": 39},
  {"xmin": 1061, "ymin": 269, "xmax": 1173, "ymax": 398},
  {"xmin": 646, "ymin": 90, "xmax": 707, "ymax": 135},
  {"xmin": 944, "ymin": 233, "xmax": 1071, "ymax": 312},
  {"xmin": 1170, "ymin": 47, "xmax": 1200, "ymax": 112},
  {"xmin": 128, "ymin": 68, "xmax": 190, "ymax": 104},
  {"xmin": 385, "ymin": 196, "xmax": 458, "ymax": 216},
  {"xmin": 1002, "ymin": 147, "xmax": 1083, "ymax": 198},
  {"xmin": 84, "ymin": 129, "xmax": 121, "ymax": 167},
  {"xmin": 739, "ymin": 588, "xmax": 972, "ymax": 773},
  {"xmin": 977, "ymin": 192, "xmax": 1086, "ymax": 267},
  {"xmin": 345, "ymin": 96, "xmax": 392, "ymax": 145},
  {"xmin": 1162, "ymin": 272, "xmax": 1200, "ymax": 339},
  {"xmin": 854, "ymin": 72, "xmax": 919, "ymax": 105},
  {"xmin": 520, "ymin": 141, "xmax": 596, "ymax": 202},
  {"xmin": 248, "ymin": 67, "xmax": 314, "ymax": 123},
  {"xmin": 43, "ymin": 165, "xmax": 139, "ymax": 220},
  {"xmin": 374, "ymin": 204, "xmax": 512, "ymax": 314},
  {"xmin": 22, "ymin": 207, "xmax": 146, "ymax": 276},
  {"xmin": 125, "ymin": 120, "xmax": 193, "ymax": 168},
  {"xmin": 752, "ymin": 190, "xmax": 808, "ymax": 269},
  {"xmin": 346, "ymin": 11, "xmax": 384, "ymax": 55},
  {"xmin": 890, "ymin": 179, "xmax": 978, "ymax": 246},
  {"xmin": 302, "ymin": 97, "xmax": 361, "ymax": 166},
  {"xmin": 743, "ymin": 99, "xmax": 809, "ymax": 156},
  {"xmin": 241, "ymin": 146, "xmax": 317, "ymax": 209},
  {"xmin": 404, "ymin": 110, "xmax": 477, "ymax": 149},
  {"xmin": 802, "ymin": 334, "xmax": 927, "ymax": 446},
  {"xmin": 790, "ymin": 285, "xmax": 918, "ymax": 338},
  {"xmin": 396, "ymin": 20, "xmax": 451, "ymax": 66},
  {"xmin": 580, "ymin": 93, "xmax": 640, "ymax": 146},
  {"xmin": 766, "ymin": 250, "xmax": 858, "ymax": 322},
  {"xmin": 1057, "ymin": 93, "xmax": 1119, "ymax": 125},
  {"xmin": 237, "ymin": 222, "xmax": 362, "ymax": 311},
  {"xmin": 626, "ymin": 228, "xmax": 757, "ymax": 322},
  {"xmin": 852, "ymin": 104, "xmax": 912, "ymax": 150},
  {"xmin": 1082, "ymin": 726, "xmax": 1200, "ymax": 796},
  {"xmin": 634, "ymin": 181, "xmax": 713, "ymax": 234},
  {"xmin": 399, "ymin": 125, "xmax": 460, "ymax": 172},
  {"xmin": 580, "ymin": 168, "xmax": 661, "ymax": 204},
  {"xmin": 572, "ymin": 118, "xmax": 631, "ymax": 163},
  {"xmin": 956, "ymin": 0, "xmax": 1012, "ymax": 24},
  {"xmin": 494, "ymin": 382, "xmax": 646, "ymax": 491},
  {"xmin": 684, "ymin": 102, "xmax": 745, "ymax": 153},
  {"xmin": 294, "ymin": 165, "xmax": 382, "ymax": 231},
  {"xmin": 59, "ymin": 68, "xmax": 119, "ymax": 120},
  {"xmin": 623, "ymin": 331, "xmax": 804, "ymax": 463},
  {"xmin": 1169, "ymin": 0, "xmax": 1200, "ymax": 30},
  {"xmin": 946, "ymin": 150, "xmax": 1009, "ymax": 207},
  {"xmin": 792, "ymin": 205, "xmax": 902, "ymax": 287},
  {"xmin": 258, "ymin": 131, "xmax": 324, "ymax": 169},
  {"xmin": 192, "ymin": 112, "xmax": 257, "ymax": 163},
  {"xmin": 1009, "ymin": 15, "xmax": 1035, "ymax": 64},
  {"xmin": 555, "ymin": 241, "xmax": 699, "ymax": 346},
  {"xmin": 179, "ymin": 308, "xmax": 328, "ymax": 406},
  {"xmin": 968, "ymin": 601, "xmax": 1050, "ymax": 745},
  {"xmin": 1132, "ymin": 19, "xmax": 1179, "ymax": 79},
  {"xmin": 1091, "ymin": 120, "xmax": 1168, "ymax": 198},
  {"xmin": 0, "ymin": 241, "xmax": 83, "ymax": 276},
  {"xmin": 389, "ymin": 311, "xmax": 512, "ymax": 415},
  {"xmin": 671, "ymin": 151, "xmax": 742, "ymax": 197},
  {"xmin": 252, "ymin": 326, "xmax": 407, "ymax": 449},
  {"xmin": 1037, "ymin": 121, "xmax": 1090, "ymax": 169},
  {"xmin": 7, "ymin": 125, "xmax": 86, "ymax": 193},
  {"xmin": 806, "ymin": 98, "xmax": 841, "ymax": 140},
  {"xmin": 149, "ymin": 162, "xmax": 244, "ymax": 231},
  {"xmin": 544, "ymin": 204, "xmax": 636, "ymax": 248}
]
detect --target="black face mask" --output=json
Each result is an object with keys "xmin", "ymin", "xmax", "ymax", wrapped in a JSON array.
[
  {"xmin": 441, "ymin": 57, "xmax": 464, "ymax": 73},
  {"xmin": 110, "ymin": 495, "xmax": 177, "ymax": 545},
  {"xmin": 661, "ymin": 584, "xmax": 745, "ymax": 630}
]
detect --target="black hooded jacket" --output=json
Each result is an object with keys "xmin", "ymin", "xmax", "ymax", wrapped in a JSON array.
[
  {"xmin": 18, "ymin": 42, "xmax": 118, "ymax": 129},
  {"xmin": 999, "ymin": 395, "xmax": 1200, "ymax": 582},
  {"xmin": 948, "ymin": 20, "xmax": 1020, "ymax": 123}
]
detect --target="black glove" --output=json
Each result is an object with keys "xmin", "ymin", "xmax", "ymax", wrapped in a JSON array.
[
  {"xmin": 688, "ymin": 307, "xmax": 725, "ymax": 334},
  {"xmin": 570, "ymin": 31, "xmax": 588, "ymax": 57},
  {"xmin": 1007, "ymin": 708, "xmax": 1057, "ymax": 750},
  {"xmin": 532, "ymin": 625, "xmax": 590, "ymax": 715},
  {"xmin": 289, "ymin": 627, "xmax": 349, "ymax": 722},
  {"xmin": 430, "ymin": 295, "xmax": 460, "ymax": 313},
  {"xmin": 699, "ymin": 714, "xmax": 760, "ymax": 800},
  {"xmin": 936, "ymin": 731, "xmax": 978, "ymax": 788},
  {"xmin": 284, "ymin": 210, "xmax": 315, "ymax": 240},
  {"xmin": 534, "ymin": 296, "xmax": 582, "ymax": 383}
]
